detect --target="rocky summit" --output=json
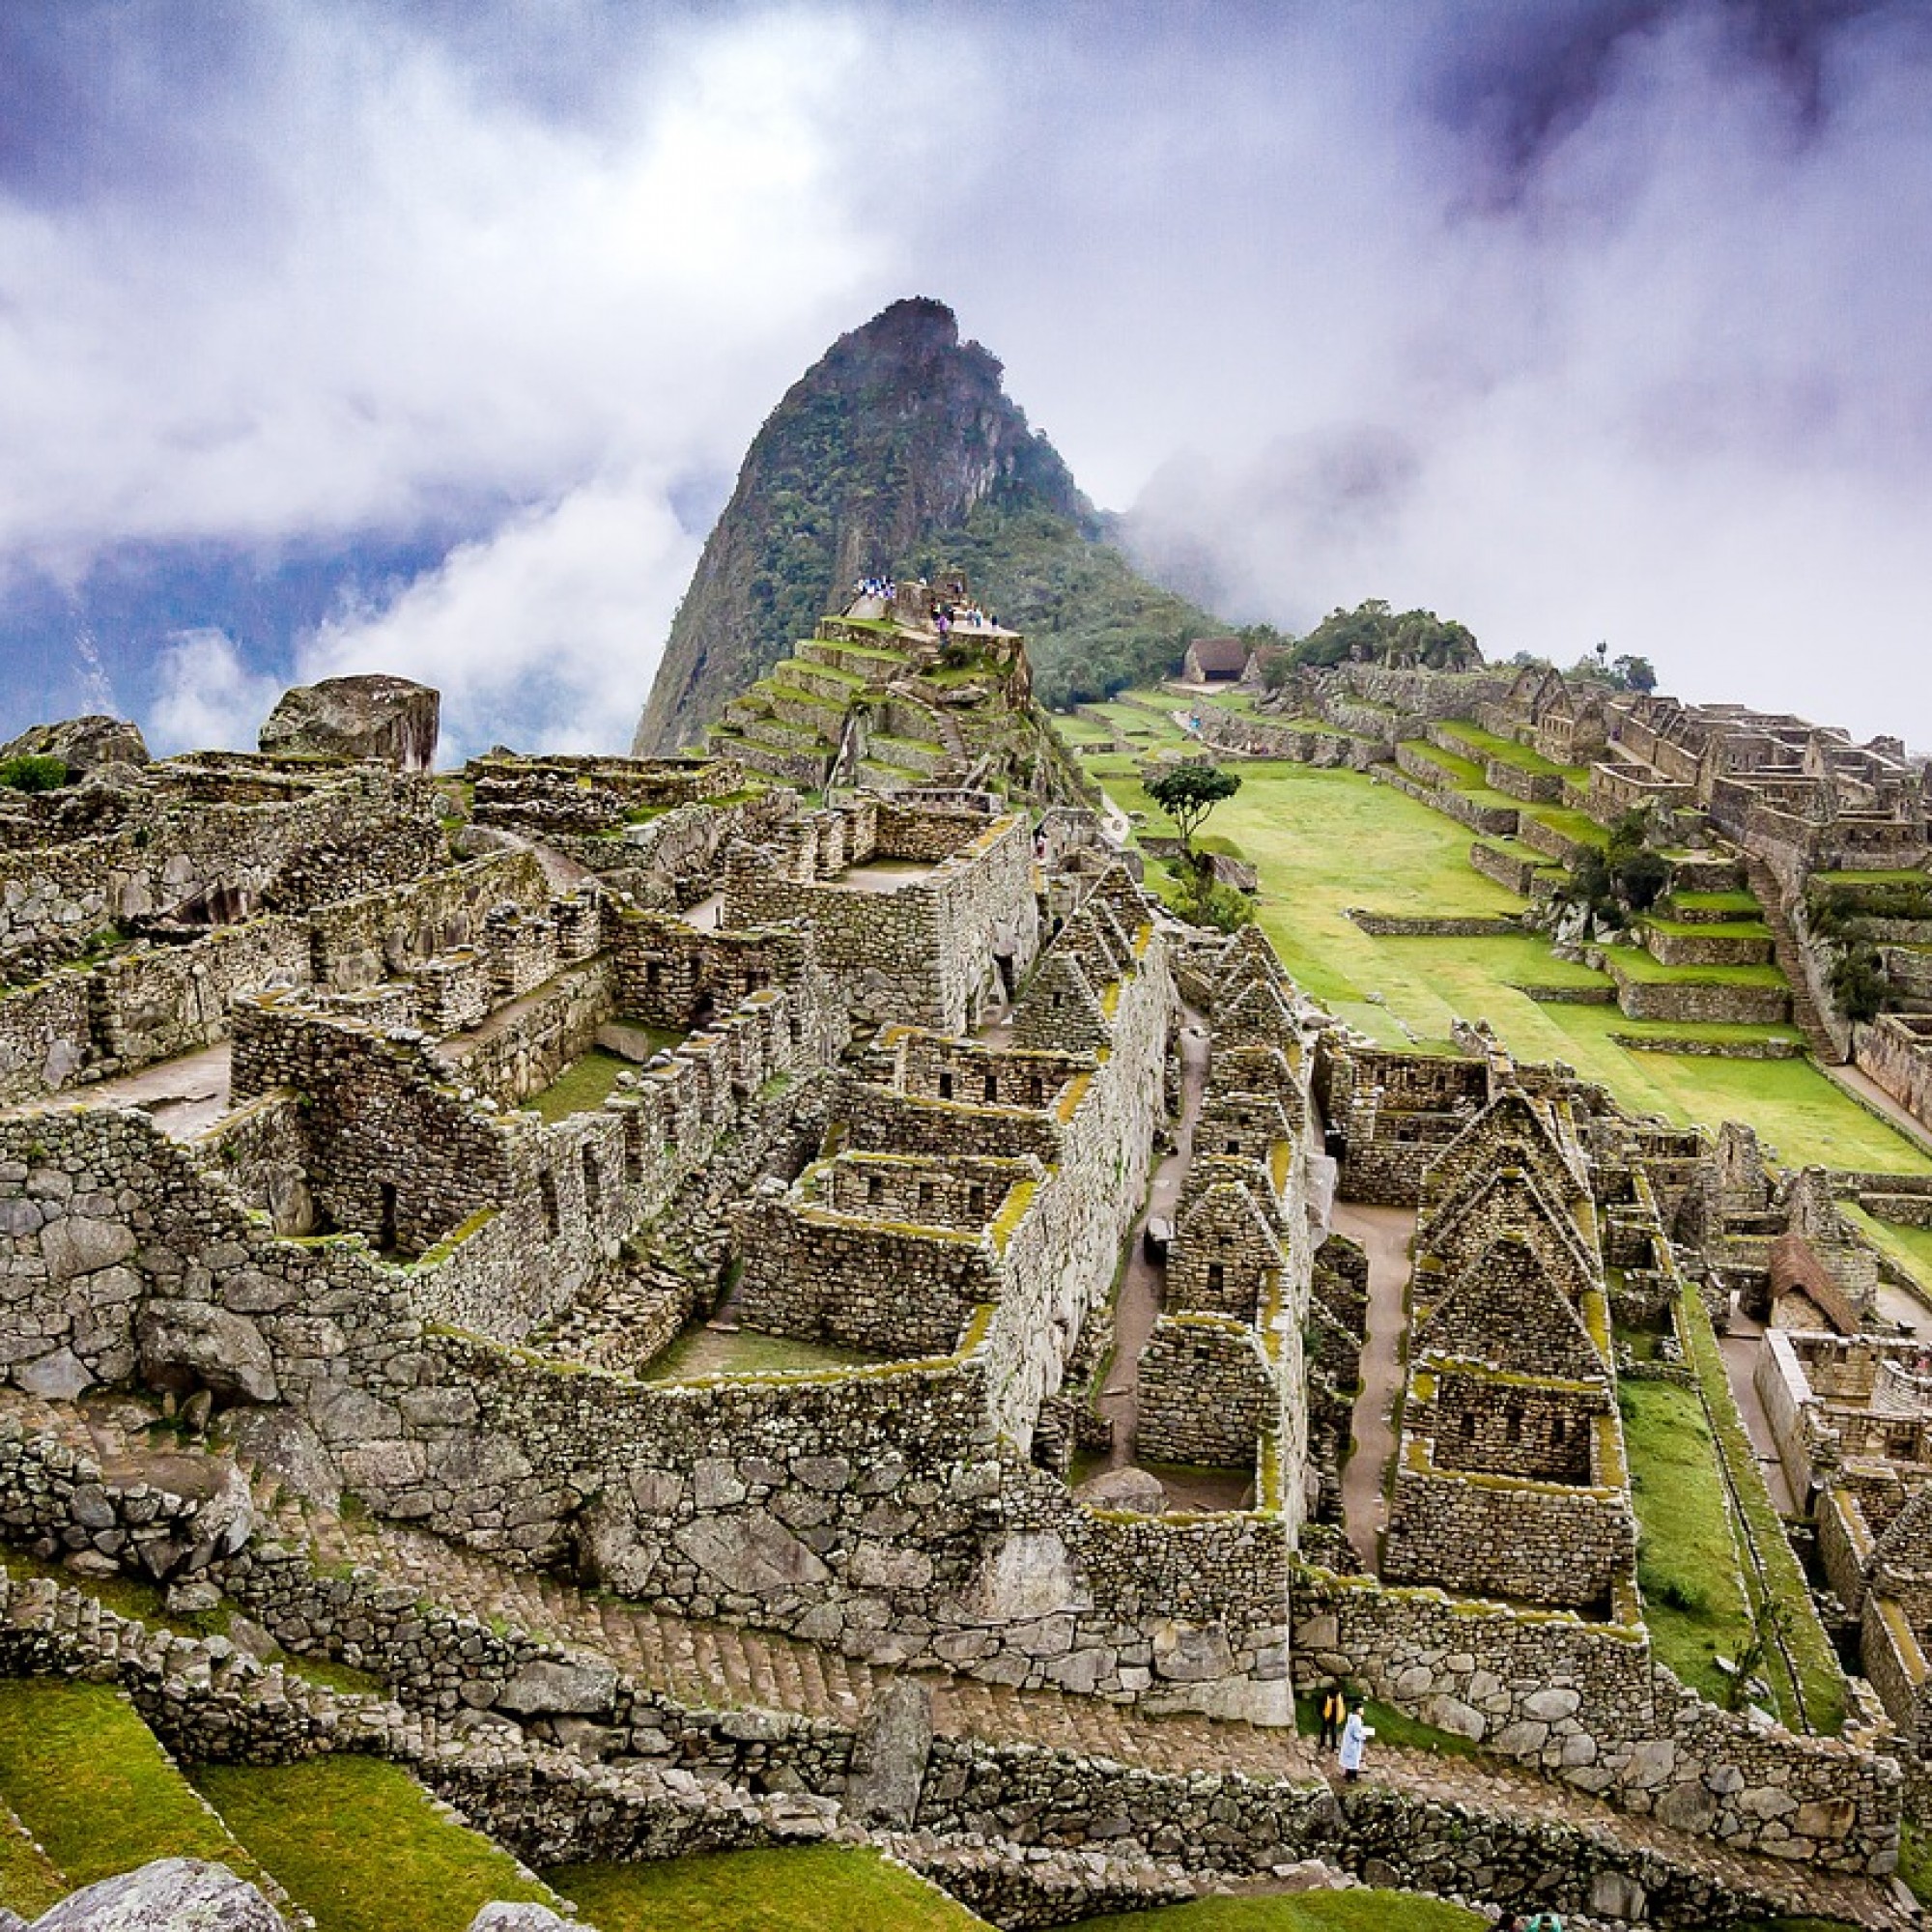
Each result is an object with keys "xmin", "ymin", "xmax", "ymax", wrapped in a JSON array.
[{"xmin": 633, "ymin": 298, "xmax": 1216, "ymax": 753}]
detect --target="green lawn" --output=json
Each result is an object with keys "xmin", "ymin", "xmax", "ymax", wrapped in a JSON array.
[
  {"xmin": 642, "ymin": 1324, "xmax": 884, "ymax": 1380},
  {"xmin": 1093, "ymin": 754, "xmax": 1932, "ymax": 1176},
  {"xmin": 553, "ymin": 1845, "xmax": 990, "ymax": 1930},
  {"xmin": 527, "ymin": 1046, "xmax": 643, "ymax": 1122},
  {"xmin": 192, "ymin": 1758, "xmax": 557, "ymax": 1932},
  {"xmin": 0, "ymin": 1804, "xmax": 65, "ymax": 1921},
  {"xmin": 0, "ymin": 1681, "xmax": 266, "ymax": 1895},
  {"xmin": 1620, "ymin": 1379, "xmax": 1755, "ymax": 1708},
  {"xmin": 1082, "ymin": 1892, "xmax": 1484, "ymax": 1932},
  {"xmin": 1842, "ymin": 1206, "xmax": 1932, "ymax": 1296}
]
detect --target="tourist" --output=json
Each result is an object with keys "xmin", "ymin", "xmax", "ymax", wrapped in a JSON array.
[
  {"xmin": 1338, "ymin": 1701, "xmax": 1373, "ymax": 1781},
  {"xmin": 1318, "ymin": 1681, "xmax": 1345, "ymax": 1751}
]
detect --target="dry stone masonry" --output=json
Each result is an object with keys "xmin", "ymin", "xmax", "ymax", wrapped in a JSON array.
[{"xmin": 0, "ymin": 605, "xmax": 1926, "ymax": 1930}]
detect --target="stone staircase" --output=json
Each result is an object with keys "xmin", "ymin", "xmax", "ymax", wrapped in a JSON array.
[
  {"xmin": 8, "ymin": 1389, "xmax": 1918, "ymax": 1928},
  {"xmin": 1745, "ymin": 856, "xmax": 1849, "ymax": 1064},
  {"xmin": 285, "ymin": 1500, "xmax": 1911, "ymax": 1929}
]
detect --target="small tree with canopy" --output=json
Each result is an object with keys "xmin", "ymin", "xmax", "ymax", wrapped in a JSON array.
[{"xmin": 1145, "ymin": 761, "xmax": 1242, "ymax": 869}]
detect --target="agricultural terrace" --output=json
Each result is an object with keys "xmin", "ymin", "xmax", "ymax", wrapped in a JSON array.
[{"xmin": 1083, "ymin": 747, "xmax": 1932, "ymax": 1178}]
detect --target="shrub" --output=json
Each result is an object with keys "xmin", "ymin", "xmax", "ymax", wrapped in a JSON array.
[{"xmin": 0, "ymin": 754, "xmax": 70, "ymax": 793}]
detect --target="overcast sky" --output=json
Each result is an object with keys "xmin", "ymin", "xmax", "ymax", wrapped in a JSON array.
[{"xmin": 2, "ymin": 0, "xmax": 1928, "ymax": 758}]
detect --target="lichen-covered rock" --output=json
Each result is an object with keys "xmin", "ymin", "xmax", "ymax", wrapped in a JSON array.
[
  {"xmin": 466, "ymin": 1907, "xmax": 576, "ymax": 1932},
  {"xmin": 258, "ymin": 675, "xmax": 440, "ymax": 770},
  {"xmin": 1, "ymin": 714, "xmax": 149, "ymax": 772},
  {"xmin": 31, "ymin": 1859, "xmax": 286, "ymax": 1931},
  {"xmin": 136, "ymin": 1301, "xmax": 279, "ymax": 1405}
]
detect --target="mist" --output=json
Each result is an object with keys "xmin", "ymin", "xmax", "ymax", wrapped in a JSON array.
[{"xmin": 1, "ymin": 0, "xmax": 1927, "ymax": 756}]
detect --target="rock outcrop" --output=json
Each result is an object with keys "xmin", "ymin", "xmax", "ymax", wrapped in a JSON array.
[
  {"xmin": 29, "ymin": 1860, "xmax": 285, "ymax": 1931},
  {"xmin": 633, "ymin": 297, "xmax": 1218, "ymax": 752},
  {"xmin": 0, "ymin": 715, "xmax": 149, "ymax": 773},
  {"xmin": 258, "ymin": 675, "xmax": 440, "ymax": 770}
]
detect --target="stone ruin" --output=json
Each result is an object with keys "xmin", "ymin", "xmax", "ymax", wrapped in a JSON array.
[{"xmin": 0, "ymin": 608, "xmax": 1921, "ymax": 1929}]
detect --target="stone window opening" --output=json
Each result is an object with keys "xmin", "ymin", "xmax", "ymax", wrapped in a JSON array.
[
  {"xmin": 939, "ymin": 1071, "xmax": 953, "ymax": 1100},
  {"xmin": 1460, "ymin": 1409, "xmax": 1477, "ymax": 1438},
  {"xmin": 377, "ymin": 1181, "xmax": 398, "ymax": 1256},
  {"xmin": 867, "ymin": 1174, "xmax": 884, "ymax": 1207},
  {"xmin": 983, "ymin": 1073, "xmax": 998, "ymax": 1103},
  {"xmin": 1550, "ymin": 1413, "xmax": 1567, "ymax": 1447},
  {"xmin": 538, "ymin": 1169, "xmax": 560, "ymax": 1238},
  {"xmin": 1225, "ymin": 1139, "xmax": 1239, "ymax": 1155},
  {"xmin": 917, "ymin": 1180, "xmax": 935, "ymax": 1214},
  {"xmin": 582, "ymin": 1145, "xmax": 601, "ymax": 1219},
  {"xmin": 1207, "ymin": 1262, "xmax": 1225, "ymax": 1297},
  {"xmin": 968, "ymin": 1183, "xmax": 985, "ymax": 1219},
  {"xmin": 1505, "ymin": 1402, "xmax": 1524, "ymax": 1445}
]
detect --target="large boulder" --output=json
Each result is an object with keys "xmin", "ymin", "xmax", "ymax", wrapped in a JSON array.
[
  {"xmin": 467, "ymin": 1908, "xmax": 576, "ymax": 1931},
  {"xmin": 136, "ymin": 1301, "xmax": 278, "ymax": 1406},
  {"xmin": 1, "ymin": 715, "xmax": 149, "ymax": 774},
  {"xmin": 32, "ymin": 1859, "xmax": 286, "ymax": 1930},
  {"xmin": 258, "ymin": 675, "xmax": 440, "ymax": 770}
]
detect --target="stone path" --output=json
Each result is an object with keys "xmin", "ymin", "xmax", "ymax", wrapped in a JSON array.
[
  {"xmin": 1098, "ymin": 1010, "xmax": 1208, "ymax": 1469},
  {"xmin": 1333, "ymin": 1201, "xmax": 1415, "ymax": 1574},
  {"xmin": 1827, "ymin": 1061, "xmax": 1932, "ymax": 1166},
  {"xmin": 1717, "ymin": 1303, "xmax": 1798, "ymax": 1515},
  {"xmin": 64, "ymin": 1043, "xmax": 233, "ymax": 1141}
]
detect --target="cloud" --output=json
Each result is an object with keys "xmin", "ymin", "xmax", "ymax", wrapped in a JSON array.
[
  {"xmin": 4, "ymin": 0, "xmax": 1931, "ymax": 754},
  {"xmin": 300, "ymin": 471, "xmax": 696, "ymax": 760},
  {"xmin": 148, "ymin": 628, "xmax": 284, "ymax": 754}
]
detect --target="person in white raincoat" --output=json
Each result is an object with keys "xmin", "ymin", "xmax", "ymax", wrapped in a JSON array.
[{"xmin": 1338, "ymin": 1703, "xmax": 1373, "ymax": 1780}]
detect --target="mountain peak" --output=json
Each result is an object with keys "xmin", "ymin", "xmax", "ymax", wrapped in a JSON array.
[{"xmin": 633, "ymin": 300, "xmax": 1216, "ymax": 753}]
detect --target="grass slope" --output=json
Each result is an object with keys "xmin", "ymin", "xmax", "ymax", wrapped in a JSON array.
[
  {"xmin": 1084, "ymin": 750, "xmax": 1931, "ymax": 1174},
  {"xmin": 192, "ymin": 1757, "xmax": 556, "ymax": 1932},
  {"xmin": 1080, "ymin": 1892, "xmax": 1484, "ymax": 1932},
  {"xmin": 553, "ymin": 1844, "xmax": 991, "ymax": 1930},
  {"xmin": 0, "ymin": 1681, "xmax": 266, "ymax": 1894},
  {"xmin": 1620, "ymin": 1378, "xmax": 1755, "ymax": 1708}
]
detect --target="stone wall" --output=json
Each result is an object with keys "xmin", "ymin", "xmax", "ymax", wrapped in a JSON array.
[
  {"xmin": 1294, "ymin": 1567, "xmax": 1899, "ymax": 1875},
  {"xmin": 1857, "ymin": 1014, "xmax": 1932, "ymax": 1136},
  {"xmin": 309, "ymin": 850, "xmax": 549, "ymax": 993},
  {"xmin": 0, "ymin": 973, "xmax": 92, "ymax": 1102},
  {"xmin": 1135, "ymin": 1315, "xmax": 1270, "ymax": 1466},
  {"xmin": 435, "ymin": 958, "xmax": 619, "ymax": 1110},
  {"xmin": 724, "ymin": 811, "xmax": 1036, "ymax": 1033}
]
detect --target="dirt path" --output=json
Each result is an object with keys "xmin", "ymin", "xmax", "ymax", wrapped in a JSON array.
[
  {"xmin": 1098, "ymin": 1011, "xmax": 1208, "ymax": 1465},
  {"xmin": 1332, "ymin": 1201, "xmax": 1415, "ymax": 1575},
  {"xmin": 1716, "ymin": 1303, "xmax": 1799, "ymax": 1515}
]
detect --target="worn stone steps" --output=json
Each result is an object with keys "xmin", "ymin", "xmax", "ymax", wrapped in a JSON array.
[
  {"xmin": 0, "ymin": 1389, "xmax": 1911, "ymax": 1929},
  {"xmin": 280, "ymin": 1503, "xmax": 1914, "ymax": 1928}
]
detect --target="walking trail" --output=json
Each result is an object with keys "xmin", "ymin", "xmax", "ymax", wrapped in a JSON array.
[{"xmin": 1332, "ymin": 1201, "xmax": 1415, "ymax": 1574}]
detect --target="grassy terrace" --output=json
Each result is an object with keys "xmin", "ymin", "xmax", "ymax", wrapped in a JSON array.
[
  {"xmin": 527, "ymin": 1046, "xmax": 636, "ymax": 1122},
  {"xmin": 1084, "ymin": 749, "xmax": 1931, "ymax": 1174},
  {"xmin": 1670, "ymin": 889, "xmax": 1762, "ymax": 917},
  {"xmin": 1084, "ymin": 1894, "xmax": 1484, "ymax": 1932},
  {"xmin": 1842, "ymin": 1205, "xmax": 1932, "ymax": 1297},
  {"xmin": 193, "ymin": 1758, "xmax": 558, "ymax": 1932},
  {"xmin": 1619, "ymin": 1377, "xmax": 1756, "ymax": 1710},
  {"xmin": 0, "ymin": 1681, "xmax": 268, "ymax": 1901},
  {"xmin": 1677, "ymin": 1289, "xmax": 1848, "ymax": 1735},
  {"xmin": 1435, "ymin": 720, "xmax": 1591, "ymax": 785},
  {"xmin": 554, "ymin": 1845, "xmax": 989, "ymax": 1930},
  {"xmin": 1605, "ymin": 948, "xmax": 1785, "ymax": 987}
]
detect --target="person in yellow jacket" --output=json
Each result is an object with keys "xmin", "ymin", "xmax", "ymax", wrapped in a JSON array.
[{"xmin": 1318, "ymin": 1682, "xmax": 1345, "ymax": 1752}]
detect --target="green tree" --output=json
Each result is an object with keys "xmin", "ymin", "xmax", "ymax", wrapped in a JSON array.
[
  {"xmin": 1614, "ymin": 653, "xmax": 1659, "ymax": 694},
  {"xmin": 1830, "ymin": 942, "xmax": 1889, "ymax": 1024},
  {"xmin": 0, "ymin": 755, "xmax": 69, "ymax": 793},
  {"xmin": 1145, "ymin": 762, "xmax": 1242, "ymax": 867}
]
